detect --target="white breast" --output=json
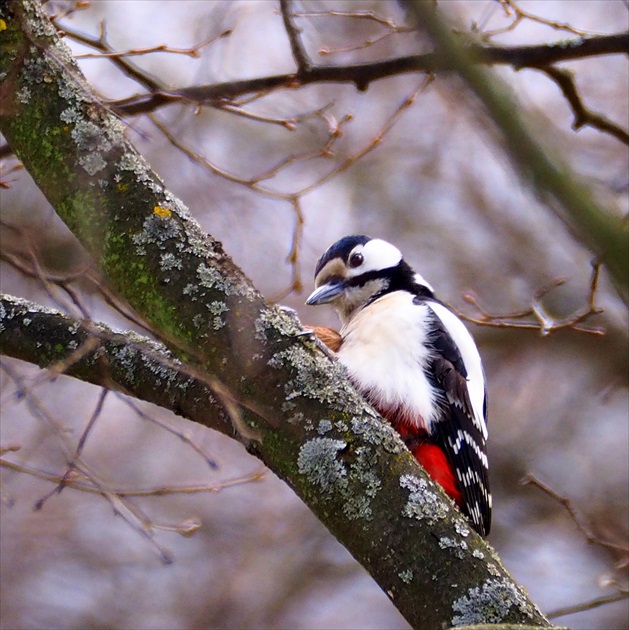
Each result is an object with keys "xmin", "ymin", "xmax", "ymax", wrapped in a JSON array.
[{"xmin": 338, "ymin": 291, "xmax": 438, "ymax": 431}]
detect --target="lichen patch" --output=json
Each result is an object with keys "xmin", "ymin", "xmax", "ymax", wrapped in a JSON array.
[
  {"xmin": 297, "ymin": 437, "xmax": 348, "ymax": 494},
  {"xmin": 451, "ymin": 578, "xmax": 539, "ymax": 627},
  {"xmin": 399, "ymin": 474, "xmax": 449, "ymax": 524}
]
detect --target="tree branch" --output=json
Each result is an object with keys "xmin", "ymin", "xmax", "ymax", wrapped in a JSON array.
[
  {"xmin": 538, "ymin": 65, "xmax": 629, "ymax": 145},
  {"xmin": 546, "ymin": 592, "xmax": 628, "ymax": 620},
  {"xmin": 279, "ymin": 0, "xmax": 312, "ymax": 72},
  {"xmin": 0, "ymin": 2, "xmax": 552, "ymax": 627},
  {"xmin": 403, "ymin": 1, "xmax": 629, "ymax": 306},
  {"xmin": 458, "ymin": 259, "xmax": 605, "ymax": 336},
  {"xmin": 0, "ymin": 294, "xmax": 235, "ymax": 438},
  {"xmin": 110, "ymin": 32, "xmax": 629, "ymax": 115},
  {"xmin": 56, "ymin": 19, "xmax": 233, "ymax": 93}
]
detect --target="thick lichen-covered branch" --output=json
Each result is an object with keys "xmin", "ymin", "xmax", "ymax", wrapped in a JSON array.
[
  {"xmin": 0, "ymin": 2, "xmax": 552, "ymax": 627},
  {"xmin": 0, "ymin": 294, "xmax": 234, "ymax": 436}
]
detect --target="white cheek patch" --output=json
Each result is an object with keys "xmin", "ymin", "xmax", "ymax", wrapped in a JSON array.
[{"xmin": 349, "ymin": 239, "xmax": 402, "ymax": 276}]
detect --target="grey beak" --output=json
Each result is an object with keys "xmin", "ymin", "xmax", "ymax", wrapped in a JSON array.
[{"xmin": 306, "ymin": 281, "xmax": 345, "ymax": 305}]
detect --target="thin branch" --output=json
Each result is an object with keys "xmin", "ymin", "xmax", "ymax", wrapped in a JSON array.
[
  {"xmin": 522, "ymin": 472, "xmax": 628, "ymax": 620},
  {"xmin": 297, "ymin": 8, "xmax": 412, "ymax": 29},
  {"xmin": 1, "ymin": 360, "xmax": 175, "ymax": 563},
  {"xmin": 113, "ymin": 32, "xmax": 629, "ymax": 116},
  {"xmin": 459, "ymin": 260, "xmax": 605, "ymax": 336},
  {"xmin": 58, "ymin": 20, "xmax": 229, "ymax": 98},
  {"xmin": 522, "ymin": 473, "xmax": 629, "ymax": 555},
  {"xmin": 547, "ymin": 591, "xmax": 628, "ymax": 620},
  {"xmin": 1, "ymin": 455, "xmax": 265, "ymax": 498},
  {"xmin": 0, "ymin": 220, "xmax": 93, "ymax": 319},
  {"xmin": 34, "ymin": 387, "xmax": 109, "ymax": 509},
  {"xmin": 117, "ymin": 395, "xmax": 219, "ymax": 469},
  {"xmin": 57, "ymin": 20, "xmax": 162, "ymax": 92},
  {"xmin": 75, "ymin": 34, "xmax": 231, "ymax": 61},
  {"xmin": 279, "ymin": 0, "xmax": 311, "ymax": 72},
  {"xmin": 480, "ymin": 0, "xmax": 597, "ymax": 41},
  {"xmin": 215, "ymin": 102, "xmax": 302, "ymax": 130},
  {"xmin": 269, "ymin": 195, "xmax": 305, "ymax": 301},
  {"xmin": 294, "ymin": 8, "xmax": 414, "ymax": 56},
  {"xmin": 58, "ymin": 19, "xmax": 233, "ymax": 93},
  {"xmin": 539, "ymin": 65, "xmax": 629, "ymax": 145},
  {"xmin": 296, "ymin": 76, "xmax": 434, "ymax": 198}
]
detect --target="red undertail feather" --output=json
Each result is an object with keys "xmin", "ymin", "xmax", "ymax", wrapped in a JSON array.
[
  {"xmin": 409, "ymin": 442, "xmax": 463, "ymax": 506},
  {"xmin": 390, "ymin": 418, "xmax": 463, "ymax": 507}
]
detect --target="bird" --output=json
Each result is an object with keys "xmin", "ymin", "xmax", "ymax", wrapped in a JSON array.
[{"xmin": 306, "ymin": 235, "xmax": 491, "ymax": 536}]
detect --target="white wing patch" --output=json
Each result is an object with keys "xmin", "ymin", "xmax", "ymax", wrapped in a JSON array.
[{"xmin": 426, "ymin": 301, "xmax": 487, "ymax": 439}]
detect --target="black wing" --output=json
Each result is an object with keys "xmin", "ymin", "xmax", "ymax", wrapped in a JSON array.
[{"xmin": 424, "ymin": 302, "xmax": 491, "ymax": 536}]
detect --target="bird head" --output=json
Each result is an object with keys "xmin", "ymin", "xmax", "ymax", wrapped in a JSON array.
[{"xmin": 306, "ymin": 235, "xmax": 434, "ymax": 324}]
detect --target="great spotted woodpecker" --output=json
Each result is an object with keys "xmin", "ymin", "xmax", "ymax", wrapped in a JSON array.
[{"xmin": 306, "ymin": 235, "xmax": 491, "ymax": 536}]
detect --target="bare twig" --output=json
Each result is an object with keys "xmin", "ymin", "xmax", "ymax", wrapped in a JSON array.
[
  {"xmin": 294, "ymin": 8, "xmax": 414, "ymax": 55},
  {"xmin": 58, "ymin": 20, "xmax": 160, "ymax": 92},
  {"xmin": 117, "ymin": 395, "xmax": 219, "ymax": 469},
  {"xmin": 112, "ymin": 32, "xmax": 629, "ymax": 116},
  {"xmin": 298, "ymin": 8, "xmax": 407, "ymax": 29},
  {"xmin": 0, "ymin": 220, "xmax": 92, "ymax": 319},
  {"xmin": 522, "ymin": 473, "xmax": 629, "ymax": 555},
  {"xmin": 147, "ymin": 113, "xmax": 289, "ymax": 198},
  {"xmin": 1, "ymin": 456, "xmax": 265, "ymax": 498},
  {"xmin": 547, "ymin": 591, "xmax": 628, "ymax": 619},
  {"xmin": 35, "ymin": 388, "xmax": 109, "ymax": 508},
  {"xmin": 75, "ymin": 33, "xmax": 231, "ymax": 61},
  {"xmin": 539, "ymin": 66, "xmax": 629, "ymax": 145},
  {"xmin": 1, "ymin": 350, "xmax": 269, "ymax": 559},
  {"xmin": 0, "ymin": 161, "xmax": 23, "ymax": 188},
  {"xmin": 522, "ymin": 473, "xmax": 629, "ymax": 619},
  {"xmin": 459, "ymin": 260, "xmax": 605, "ymax": 336},
  {"xmin": 279, "ymin": 0, "xmax": 311, "ymax": 72},
  {"xmin": 294, "ymin": 75, "xmax": 433, "ymax": 198},
  {"xmin": 479, "ymin": 0, "xmax": 596, "ymax": 41},
  {"xmin": 269, "ymin": 196, "xmax": 305, "ymax": 301},
  {"xmin": 59, "ymin": 19, "xmax": 232, "ymax": 93},
  {"xmin": 1, "ymin": 361, "xmax": 174, "ymax": 563},
  {"xmin": 215, "ymin": 102, "xmax": 301, "ymax": 130}
]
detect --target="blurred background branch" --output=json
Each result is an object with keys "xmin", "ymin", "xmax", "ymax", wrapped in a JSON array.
[{"xmin": 404, "ymin": 0, "xmax": 628, "ymax": 305}]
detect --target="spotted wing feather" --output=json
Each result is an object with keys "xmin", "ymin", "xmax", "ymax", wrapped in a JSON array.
[{"xmin": 426, "ymin": 305, "xmax": 491, "ymax": 536}]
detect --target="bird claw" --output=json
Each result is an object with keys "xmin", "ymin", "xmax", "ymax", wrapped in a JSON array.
[{"xmin": 295, "ymin": 327, "xmax": 338, "ymax": 361}]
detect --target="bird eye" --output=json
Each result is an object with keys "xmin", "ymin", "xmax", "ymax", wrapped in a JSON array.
[{"xmin": 349, "ymin": 252, "xmax": 364, "ymax": 268}]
